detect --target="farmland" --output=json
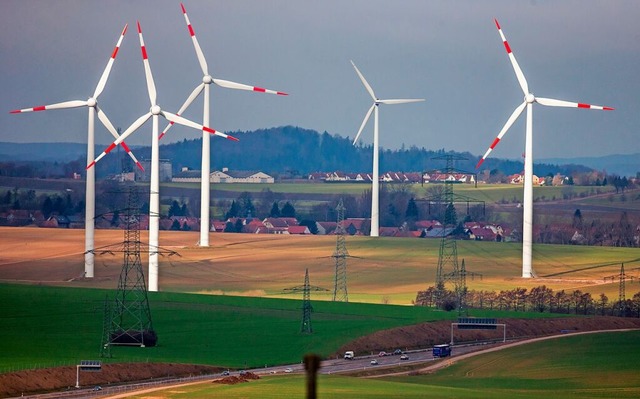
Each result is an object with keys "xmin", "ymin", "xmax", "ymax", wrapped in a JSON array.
[
  {"xmin": 1, "ymin": 224, "xmax": 640, "ymax": 397},
  {"xmin": 0, "ymin": 227, "xmax": 638, "ymax": 301}
]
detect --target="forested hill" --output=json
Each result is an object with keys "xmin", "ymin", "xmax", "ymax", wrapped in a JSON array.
[
  {"xmin": 157, "ymin": 126, "xmax": 589, "ymax": 177},
  {"xmin": 0, "ymin": 126, "xmax": 596, "ymax": 177}
]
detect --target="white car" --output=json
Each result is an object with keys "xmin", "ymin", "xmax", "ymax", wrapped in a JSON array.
[
  {"xmin": 284, "ymin": 367, "xmax": 293, "ymax": 373},
  {"xmin": 370, "ymin": 359, "xmax": 378, "ymax": 365}
]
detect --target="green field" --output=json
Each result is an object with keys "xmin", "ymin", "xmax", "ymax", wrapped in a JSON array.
[
  {"xmin": 0, "ymin": 283, "xmax": 443, "ymax": 371},
  {"xmin": 125, "ymin": 331, "xmax": 640, "ymax": 399},
  {"xmin": 0, "ymin": 283, "xmax": 562, "ymax": 373},
  {"xmin": 163, "ymin": 181, "xmax": 619, "ymax": 203}
]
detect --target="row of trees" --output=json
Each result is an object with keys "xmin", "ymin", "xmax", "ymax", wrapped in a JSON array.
[
  {"xmin": 416, "ymin": 285, "xmax": 640, "ymax": 317},
  {"xmin": 0, "ymin": 187, "xmax": 84, "ymax": 218}
]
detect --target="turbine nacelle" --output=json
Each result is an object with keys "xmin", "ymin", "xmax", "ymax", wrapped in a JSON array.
[
  {"xmin": 151, "ymin": 105, "xmax": 161, "ymax": 115},
  {"xmin": 525, "ymin": 93, "xmax": 535, "ymax": 104},
  {"xmin": 87, "ymin": 97, "xmax": 97, "ymax": 107},
  {"xmin": 203, "ymin": 75, "xmax": 213, "ymax": 84}
]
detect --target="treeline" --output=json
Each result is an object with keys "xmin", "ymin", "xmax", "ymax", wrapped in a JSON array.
[
  {"xmin": 0, "ymin": 126, "xmax": 597, "ymax": 178},
  {"xmin": 416, "ymin": 285, "xmax": 640, "ymax": 318},
  {"xmin": 157, "ymin": 126, "xmax": 596, "ymax": 177}
]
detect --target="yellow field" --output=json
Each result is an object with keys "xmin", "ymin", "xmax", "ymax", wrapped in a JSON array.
[{"xmin": 0, "ymin": 227, "xmax": 636, "ymax": 304}]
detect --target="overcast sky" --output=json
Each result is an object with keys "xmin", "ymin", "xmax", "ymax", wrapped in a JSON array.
[{"xmin": 1, "ymin": 0, "xmax": 638, "ymax": 161}]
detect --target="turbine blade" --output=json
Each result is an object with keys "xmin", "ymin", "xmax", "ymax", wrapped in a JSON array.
[
  {"xmin": 137, "ymin": 21, "xmax": 157, "ymax": 106},
  {"xmin": 494, "ymin": 19, "xmax": 529, "ymax": 95},
  {"xmin": 96, "ymin": 106, "xmax": 144, "ymax": 171},
  {"xmin": 180, "ymin": 3, "xmax": 208, "ymax": 76},
  {"xmin": 161, "ymin": 111, "xmax": 238, "ymax": 141},
  {"xmin": 379, "ymin": 98, "xmax": 425, "ymax": 105},
  {"xmin": 536, "ymin": 97, "xmax": 614, "ymax": 110},
  {"xmin": 476, "ymin": 101, "xmax": 526, "ymax": 168},
  {"xmin": 213, "ymin": 79, "xmax": 288, "ymax": 95},
  {"xmin": 350, "ymin": 60, "xmax": 377, "ymax": 101},
  {"xmin": 87, "ymin": 112, "xmax": 151, "ymax": 169},
  {"xmin": 10, "ymin": 100, "xmax": 87, "ymax": 113},
  {"xmin": 353, "ymin": 104, "xmax": 375, "ymax": 144},
  {"xmin": 93, "ymin": 24, "xmax": 127, "ymax": 99},
  {"xmin": 160, "ymin": 83, "xmax": 205, "ymax": 140}
]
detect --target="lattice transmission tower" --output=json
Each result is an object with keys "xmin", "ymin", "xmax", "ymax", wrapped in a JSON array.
[
  {"xmin": 332, "ymin": 199, "xmax": 349, "ymax": 302},
  {"xmin": 604, "ymin": 263, "xmax": 635, "ymax": 317},
  {"xmin": 102, "ymin": 187, "xmax": 157, "ymax": 352},
  {"xmin": 423, "ymin": 155, "xmax": 482, "ymax": 312},
  {"xmin": 301, "ymin": 268, "xmax": 313, "ymax": 334}
]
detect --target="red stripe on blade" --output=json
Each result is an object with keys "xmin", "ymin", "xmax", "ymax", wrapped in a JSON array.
[
  {"xmin": 181, "ymin": 3, "xmax": 186, "ymax": 13},
  {"xmin": 253, "ymin": 87, "xmax": 266, "ymax": 93},
  {"xmin": 120, "ymin": 142, "xmax": 131, "ymax": 152},
  {"xmin": 603, "ymin": 106, "xmax": 614, "ymax": 111},
  {"xmin": 503, "ymin": 41, "xmax": 511, "ymax": 54},
  {"xmin": 9, "ymin": 110, "xmax": 20, "ymax": 114},
  {"xmin": 141, "ymin": 46, "xmax": 148, "ymax": 60},
  {"xmin": 111, "ymin": 46, "xmax": 119, "ymax": 59},
  {"xmin": 105, "ymin": 143, "xmax": 117, "ymax": 154},
  {"xmin": 490, "ymin": 137, "xmax": 500, "ymax": 149},
  {"xmin": 577, "ymin": 103, "xmax": 590, "ymax": 109},
  {"xmin": 277, "ymin": 92, "xmax": 288, "ymax": 96},
  {"xmin": 86, "ymin": 161, "xmax": 95, "ymax": 170},
  {"xmin": 475, "ymin": 159, "xmax": 485, "ymax": 169},
  {"xmin": 188, "ymin": 25, "xmax": 195, "ymax": 37},
  {"xmin": 34, "ymin": 106, "xmax": 46, "ymax": 111}
]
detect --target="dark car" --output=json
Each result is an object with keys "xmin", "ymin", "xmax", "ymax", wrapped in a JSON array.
[{"xmin": 393, "ymin": 349, "xmax": 403, "ymax": 355}]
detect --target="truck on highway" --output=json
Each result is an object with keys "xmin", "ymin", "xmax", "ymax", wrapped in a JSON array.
[
  {"xmin": 344, "ymin": 351, "xmax": 354, "ymax": 360},
  {"xmin": 432, "ymin": 344, "xmax": 451, "ymax": 358}
]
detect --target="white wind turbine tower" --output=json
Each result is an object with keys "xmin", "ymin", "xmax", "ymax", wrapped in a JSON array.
[
  {"xmin": 88, "ymin": 21, "xmax": 238, "ymax": 292},
  {"xmin": 160, "ymin": 2, "xmax": 287, "ymax": 247},
  {"xmin": 11, "ymin": 24, "xmax": 143, "ymax": 279},
  {"xmin": 476, "ymin": 19, "xmax": 614, "ymax": 278},
  {"xmin": 350, "ymin": 60, "xmax": 424, "ymax": 237}
]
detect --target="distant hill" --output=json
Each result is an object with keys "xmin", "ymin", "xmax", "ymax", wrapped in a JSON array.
[
  {"xmin": 540, "ymin": 154, "xmax": 639, "ymax": 178},
  {"xmin": 2, "ymin": 126, "xmax": 634, "ymax": 176},
  {"xmin": 0, "ymin": 142, "xmax": 88, "ymax": 162}
]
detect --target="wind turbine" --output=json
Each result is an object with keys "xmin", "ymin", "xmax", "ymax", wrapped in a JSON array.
[
  {"xmin": 350, "ymin": 60, "xmax": 424, "ymax": 237},
  {"xmin": 87, "ymin": 21, "xmax": 238, "ymax": 292},
  {"xmin": 159, "ymin": 2, "xmax": 287, "ymax": 247},
  {"xmin": 476, "ymin": 19, "xmax": 613, "ymax": 278},
  {"xmin": 10, "ymin": 24, "xmax": 142, "ymax": 280}
]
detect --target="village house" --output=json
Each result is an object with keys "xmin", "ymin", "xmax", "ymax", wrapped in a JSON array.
[{"xmin": 172, "ymin": 167, "xmax": 274, "ymax": 184}]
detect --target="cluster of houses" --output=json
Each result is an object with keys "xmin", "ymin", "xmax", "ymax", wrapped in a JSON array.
[
  {"xmin": 0, "ymin": 208, "xmax": 512, "ymax": 243},
  {"xmin": 117, "ymin": 163, "xmax": 569, "ymax": 187},
  {"xmin": 308, "ymin": 171, "xmax": 477, "ymax": 184}
]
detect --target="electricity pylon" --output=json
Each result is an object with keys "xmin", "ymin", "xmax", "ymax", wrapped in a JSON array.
[
  {"xmin": 301, "ymin": 268, "xmax": 313, "ymax": 334},
  {"xmin": 105, "ymin": 187, "xmax": 157, "ymax": 348},
  {"xmin": 333, "ymin": 199, "xmax": 349, "ymax": 302}
]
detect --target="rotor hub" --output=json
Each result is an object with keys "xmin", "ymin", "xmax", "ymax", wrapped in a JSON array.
[
  {"xmin": 203, "ymin": 75, "xmax": 213, "ymax": 84},
  {"xmin": 525, "ymin": 93, "xmax": 535, "ymax": 104},
  {"xmin": 151, "ymin": 105, "xmax": 161, "ymax": 115},
  {"xmin": 87, "ymin": 97, "xmax": 97, "ymax": 107}
]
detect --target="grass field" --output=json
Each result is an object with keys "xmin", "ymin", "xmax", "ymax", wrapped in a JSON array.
[
  {"xmin": 0, "ymin": 282, "xmax": 574, "ymax": 373},
  {"xmin": 122, "ymin": 331, "xmax": 640, "ymax": 399},
  {"xmin": 0, "ymin": 283, "xmax": 446, "ymax": 371}
]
